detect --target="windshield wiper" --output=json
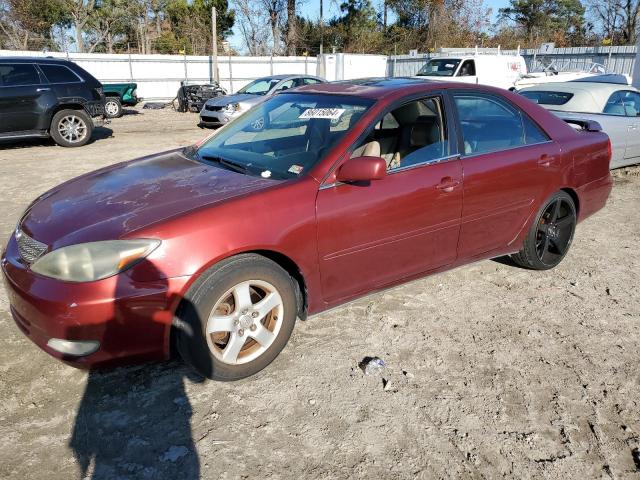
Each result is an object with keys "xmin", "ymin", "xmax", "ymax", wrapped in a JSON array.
[{"xmin": 200, "ymin": 155, "xmax": 249, "ymax": 174}]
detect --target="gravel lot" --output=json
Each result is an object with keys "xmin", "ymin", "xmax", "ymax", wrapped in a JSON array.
[{"xmin": 0, "ymin": 108, "xmax": 639, "ymax": 480}]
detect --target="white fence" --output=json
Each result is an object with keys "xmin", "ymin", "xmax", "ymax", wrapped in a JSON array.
[{"xmin": 0, "ymin": 50, "xmax": 318, "ymax": 100}]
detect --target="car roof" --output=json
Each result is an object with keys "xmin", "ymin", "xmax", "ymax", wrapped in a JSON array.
[
  {"xmin": 0, "ymin": 56, "xmax": 75, "ymax": 65},
  {"xmin": 292, "ymin": 77, "xmax": 450, "ymax": 99},
  {"xmin": 256, "ymin": 74, "xmax": 323, "ymax": 81},
  {"xmin": 518, "ymin": 81, "xmax": 639, "ymax": 112}
]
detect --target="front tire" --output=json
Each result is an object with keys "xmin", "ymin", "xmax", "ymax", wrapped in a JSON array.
[
  {"xmin": 50, "ymin": 109, "xmax": 93, "ymax": 147},
  {"xmin": 104, "ymin": 97, "xmax": 123, "ymax": 118},
  {"xmin": 511, "ymin": 191, "xmax": 577, "ymax": 270},
  {"xmin": 176, "ymin": 254, "xmax": 298, "ymax": 381}
]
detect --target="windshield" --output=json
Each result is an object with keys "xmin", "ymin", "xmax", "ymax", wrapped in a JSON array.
[
  {"xmin": 237, "ymin": 78, "xmax": 280, "ymax": 95},
  {"xmin": 195, "ymin": 93, "xmax": 373, "ymax": 179},
  {"xmin": 416, "ymin": 59, "xmax": 461, "ymax": 77}
]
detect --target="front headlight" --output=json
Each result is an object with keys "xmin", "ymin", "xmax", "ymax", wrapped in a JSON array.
[
  {"xmin": 224, "ymin": 103, "xmax": 240, "ymax": 113},
  {"xmin": 31, "ymin": 239, "xmax": 160, "ymax": 282}
]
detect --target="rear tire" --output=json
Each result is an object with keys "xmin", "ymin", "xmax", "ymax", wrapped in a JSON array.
[
  {"xmin": 104, "ymin": 97, "xmax": 123, "ymax": 118},
  {"xmin": 50, "ymin": 109, "xmax": 93, "ymax": 147},
  {"xmin": 176, "ymin": 254, "xmax": 298, "ymax": 381},
  {"xmin": 511, "ymin": 191, "xmax": 577, "ymax": 270}
]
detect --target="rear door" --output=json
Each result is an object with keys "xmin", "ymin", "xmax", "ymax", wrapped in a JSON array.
[
  {"xmin": 620, "ymin": 90, "xmax": 640, "ymax": 161},
  {"xmin": 451, "ymin": 91, "xmax": 560, "ymax": 259},
  {"xmin": 0, "ymin": 63, "xmax": 53, "ymax": 133}
]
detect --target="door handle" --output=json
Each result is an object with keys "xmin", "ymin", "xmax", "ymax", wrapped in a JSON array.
[
  {"xmin": 628, "ymin": 124, "xmax": 638, "ymax": 131},
  {"xmin": 538, "ymin": 154, "xmax": 554, "ymax": 167},
  {"xmin": 36, "ymin": 88, "xmax": 50, "ymax": 92},
  {"xmin": 436, "ymin": 177, "xmax": 460, "ymax": 193}
]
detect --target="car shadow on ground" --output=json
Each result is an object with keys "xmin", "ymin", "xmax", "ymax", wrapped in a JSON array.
[
  {"xmin": 491, "ymin": 255, "xmax": 521, "ymax": 268},
  {"xmin": 69, "ymin": 362, "xmax": 203, "ymax": 479},
  {"xmin": 68, "ymin": 261, "xmax": 210, "ymax": 479},
  {"xmin": 122, "ymin": 109, "xmax": 141, "ymax": 116}
]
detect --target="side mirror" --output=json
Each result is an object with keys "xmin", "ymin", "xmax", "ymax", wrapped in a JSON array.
[{"xmin": 336, "ymin": 156, "xmax": 387, "ymax": 183}]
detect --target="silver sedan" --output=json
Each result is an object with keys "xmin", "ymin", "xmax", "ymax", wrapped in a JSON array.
[
  {"xmin": 199, "ymin": 74, "xmax": 326, "ymax": 128},
  {"xmin": 519, "ymin": 82, "xmax": 640, "ymax": 169}
]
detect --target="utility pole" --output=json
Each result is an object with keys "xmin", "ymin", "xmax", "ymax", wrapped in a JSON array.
[
  {"xmin": 212, "ymin": 7, "xmax": 219, "ymax": 83},
  {"xmin": 633, "ymin": 30, "xmax": 640, "ymax": 88},
  {"xmin": 319, "ymin": 0, "xmax": 324, "ymax": 56}
]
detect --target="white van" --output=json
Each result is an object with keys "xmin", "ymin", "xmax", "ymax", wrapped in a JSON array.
[{"xmin": 414, "ymin": 54, "xmax": 528, "ymax": 90}]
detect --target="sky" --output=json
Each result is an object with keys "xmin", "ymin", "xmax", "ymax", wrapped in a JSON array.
[{"xmin": 228, "ymin": 0, "xmax": 511, "ymax": 52}]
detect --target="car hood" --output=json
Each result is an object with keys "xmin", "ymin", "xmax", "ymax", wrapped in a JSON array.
[
  {"xmin": 20, "ymin": 149, "xmax": 279, "ymax": 248},
  {"xmin": 205, "ymin": 93, "xmax": 264, "ymax": 107}
]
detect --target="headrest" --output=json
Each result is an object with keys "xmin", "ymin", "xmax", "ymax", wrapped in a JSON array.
[{"xmin": 410, "ymin": 116, "xmax": 439, "ymax": 147}]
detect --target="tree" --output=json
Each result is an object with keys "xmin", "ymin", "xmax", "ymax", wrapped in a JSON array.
[
  {"xmin": 234, "ymin": 0, "xmax": 270, "ymax": 54},
  {"xmin": 499, "ymin": 0, "xmax": 586, "ymax": 46},
  {"xmin": 0, "ymin": 0, "xmax": 69, "ymax": 50},
  {"xmin": 285, "ymin": 0, "xmax": 296, "ymax": 54}
]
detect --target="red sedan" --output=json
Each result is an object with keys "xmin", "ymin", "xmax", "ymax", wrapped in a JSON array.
[{"xmin": 2, "ymin": 79, "xmax": 612, "ymax": 380}]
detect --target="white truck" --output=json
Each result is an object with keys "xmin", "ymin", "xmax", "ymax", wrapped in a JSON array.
[{"xmin": 414, "ymin": 54, "xmax": 528, "ymax": 90}]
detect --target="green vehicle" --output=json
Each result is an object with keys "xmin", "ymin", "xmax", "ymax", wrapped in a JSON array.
[{"xmin": 102, "ymin": 83, "xmax": 140, "ymax": 118}]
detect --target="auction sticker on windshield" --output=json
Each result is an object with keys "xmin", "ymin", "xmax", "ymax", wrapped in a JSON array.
[{"xmin": 299, "ymin": 108, "xmax": 345, "ymax": 120}]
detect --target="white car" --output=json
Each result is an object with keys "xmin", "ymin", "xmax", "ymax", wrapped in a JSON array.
[
  {"xmin": 415, "ymin": 54, "xmax": 527, "ymax": 90},
  {"xmin": 519, "ymin": 82, "xmax": 640, "ymax": 169}
]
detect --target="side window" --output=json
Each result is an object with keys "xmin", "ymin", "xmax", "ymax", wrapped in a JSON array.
[
  {"xmin": 620, "ymin": 91, "xmax": 640, "ymax": 117},
  {"xmin": 303, "ymin": 78, "xmax": 321, "ymax": 85},
  {"xmin": 603, "ymin": 92, "xmax": 626, "ymax": 116},
  {"xmin": 454, "ymin": 94, "xmax": 545, "ymax": 155},
  {"xmin": 0, "ymin": 64, "xmax": 41, "ymax": 87},
  {"xmin": 39, "ymin": 64, "xmax": 81, "ymax": 83},
  {"xmin": 274, "ymin": 80, "xmax": 295, "ymax": 92},
  {"xmin": 523, "ymin": 116, "xmax": 549, "ymax": 144},
  {"xmin": 351, "ymin": 96, "xmax": 449, "ymax": 171},
  {"xmin": 457, "ymin": 60, "xmax": 476, "ymax": 77},
  {"xmin": 374, "ymin": 112, "xmax": 400, "ymax": 131}
]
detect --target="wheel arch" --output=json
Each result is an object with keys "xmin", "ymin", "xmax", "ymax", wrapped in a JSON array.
[
  {"xmin": 168, "ymin": 248, "xmax": 309, "ymax": 359},
  {"xmin": 561, "ymin": 187, "xmax": 580, "ymax": 216}
]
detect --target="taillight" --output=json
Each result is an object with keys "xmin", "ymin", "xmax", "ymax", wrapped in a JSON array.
[{"xmin": 607, "ymin": 138, "xmax": 612, "ymax": 165}]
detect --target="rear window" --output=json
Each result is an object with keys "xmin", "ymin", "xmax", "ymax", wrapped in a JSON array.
[
  {"xmin": 520, "ymin": 91, "xmax": 574, "ymax": 106},
  {"xmin": 0, "ymin": 64, "xmax": 41, "ymax": 86},
  {"xmin": 39, "ymin": 64, "xmax": 82, "ymax": 83}
]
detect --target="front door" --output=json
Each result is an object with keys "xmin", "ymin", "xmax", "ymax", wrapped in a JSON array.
[
  {"xmin": 316, "ymin": 95, "xmax": 463, "ymax": 303},
  {"xmin": 0, "ymin": 63, "xmax": 50, "ymax": 133}
]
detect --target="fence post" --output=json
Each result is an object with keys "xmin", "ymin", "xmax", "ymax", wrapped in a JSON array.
[
  {"xmin": 183, "ymin": 51, "xmax": 188, "ymax": 82},
  {"xmin": 305, "ymin": 55, "xmax": 308, "ymax": 74},
  {"xmin": 127, "ymin": 43, "xmax": 133, "ymax": 81},
  {"xmin": 270, "ymin": 55, "xmax": 274, "ymax": 75}
]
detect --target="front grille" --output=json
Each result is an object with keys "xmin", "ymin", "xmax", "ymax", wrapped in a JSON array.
[
  {"xmin": 15, "ymin": 228, "xmax": 48, "ymax": 264},
  {"xmin": 205, "ymin": 105, "xmax": 223, "ymax": 111}
]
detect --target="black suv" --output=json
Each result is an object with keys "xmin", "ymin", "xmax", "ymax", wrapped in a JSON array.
[{"xmin": 0, "ymin": 57, "xmax": 105, "ymax": 147}]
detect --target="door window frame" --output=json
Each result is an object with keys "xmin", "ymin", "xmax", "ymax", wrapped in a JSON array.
[
  {"xmin": 448, "ymin": 90, "xmax": 553, "ymax": 159},
  {"xmin": 341, "ymin": 92, "xmax": 460, "ymax": 174}
]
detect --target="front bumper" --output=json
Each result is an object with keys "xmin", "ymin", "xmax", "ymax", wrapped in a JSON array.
[
  {"xmin": 199, "ymin": 109, "xmax": 240, "ymax": 127},
  {"xmin": 1, "ymin": 235, "xmax": 190, "ymax": 369}
]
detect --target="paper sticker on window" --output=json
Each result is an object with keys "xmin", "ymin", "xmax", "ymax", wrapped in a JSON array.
[
  {"xmin": 288, "ymin": 164, "xmax": 303, "ymax": 174},
  {"xmin": 299, "ymin": 108, "xmax": 345, "ymax": 120}
]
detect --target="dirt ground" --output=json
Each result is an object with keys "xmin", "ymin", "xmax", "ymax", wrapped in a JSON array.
[{"xmin": 0, "ymin": 108, "xmax": 639, "ymax": 480}]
